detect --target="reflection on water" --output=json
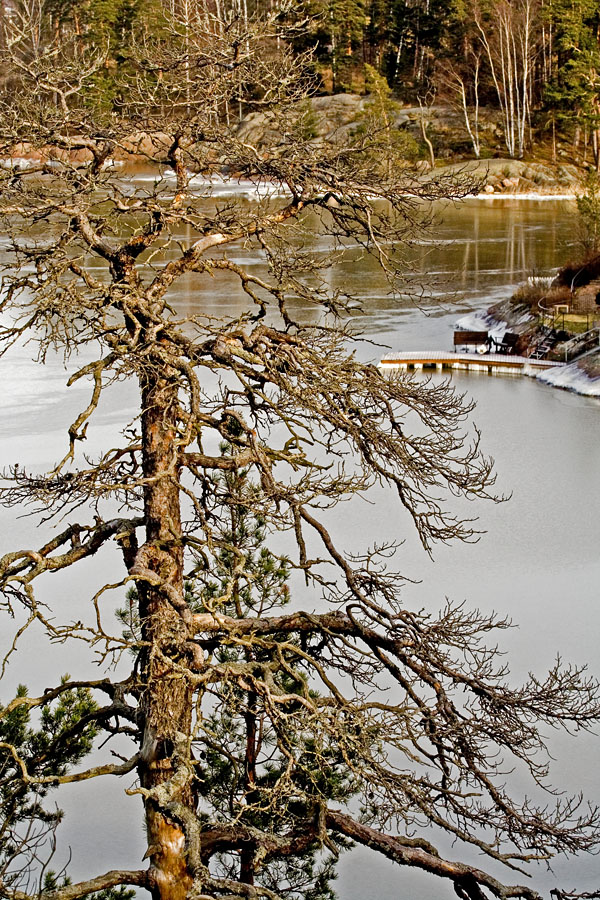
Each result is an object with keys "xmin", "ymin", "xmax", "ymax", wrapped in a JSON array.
[
  {"xmin": 0, "ymin": 197, "xmax": 598, "ymax": 899},
  {"xmin": 169, "ymin": 198, "xmax": 581, "ymax": 359}
]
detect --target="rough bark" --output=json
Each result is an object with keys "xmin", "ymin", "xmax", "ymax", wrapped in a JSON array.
[
  {"xmin": 137, "ymin": 365, "xmax": 194, "ymax": 900},
  {"xmin": 0, "ymin": 7, "xmax": 599, "ymax": 900},
  {"xmin": 326, "ymin": 811, "xmax": 541, "ymax": 900}
]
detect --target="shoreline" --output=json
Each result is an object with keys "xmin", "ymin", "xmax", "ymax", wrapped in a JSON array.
[
  {"xmin": 455, "ymin": 309, "xmax": 600, "ymax": 399},
  {"xmin": 1, "ymin": 154, "xmax": 584, "ymax": 201},
  {"xmin": 472, "ymin": 192, "xmax": 576, "ymax": 201},
  {"xmin": 5, "ymin": 154, "xmax": 594, "ymax": 392}
]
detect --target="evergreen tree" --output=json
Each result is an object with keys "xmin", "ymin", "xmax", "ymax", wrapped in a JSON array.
[
  {"xmin": 0, "ymin": 682, "xmax": 98, "ymax": 893},
  {"xmin": 543, "ymin": 0, "xmax": 600, "ymax": 167},
  {"xmin": 576, "ymin": 168, "xmax": 600, "ymax": 253},
  {"xmin": 383, "ymin": 0, "xmax": 450, "ymax": 91},
  {"xmin": 353, "ymin": 64, "xmax": 418, "ymax": 168},
  {"xmin": 120, "ymin": 463, "xmax": 354, "ymax": 898},
  {"xmin": 303, "ymin": 0, "xmax": 367, "ymax": 91},
  {"xmin": 0, "ymin": 4, "xmax": 599, "ymax": 900}
]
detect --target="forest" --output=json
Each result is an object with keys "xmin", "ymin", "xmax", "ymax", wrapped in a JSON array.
[{"xmin": 1, "ymin": 0, "xmax": 599, "ymax": 164}]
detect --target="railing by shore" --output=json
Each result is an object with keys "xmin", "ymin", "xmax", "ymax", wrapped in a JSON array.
[{"xmin": 558, "ymin": 326, "xmax": 600, "ymax": 362}]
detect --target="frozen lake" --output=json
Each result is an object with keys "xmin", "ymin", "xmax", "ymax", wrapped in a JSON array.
[{"xmin": 0, "ymin": 195, "xmax": 598, "ymax": 899}]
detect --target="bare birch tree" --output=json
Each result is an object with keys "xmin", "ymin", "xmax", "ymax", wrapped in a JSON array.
[
  {"xmin": 473, "ymin": 0, "xmax": 539, "ymax": 158},
  {"xmin": 0, "ymin": 4, "xmax": 598, "ymax": 900},
  {"xmin": 436, "ymin": 51, "xmax": 483, "ymax": 159}
]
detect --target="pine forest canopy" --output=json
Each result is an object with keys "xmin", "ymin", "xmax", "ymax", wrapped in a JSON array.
[
  {"xmin": 0, "ymin": 4, "xmax": 599, "ymax": 900},
  {"xmin": 1, "ymin": 0, "xmax": 599, "ymax": 162}
]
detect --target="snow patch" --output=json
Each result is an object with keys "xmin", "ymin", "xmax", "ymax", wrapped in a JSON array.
[
  {"xmin": 0, "ymin": 157, "xmax": 33, "ymax": 169},
  {"xmin": 474, "ymin": 192, "xmax": 576, "ymax": 201},
  {"xmin": 455, "ymin": 305, "xmax": 534, "ymax": 339},
  {"xmin": 537, "ymin": 359, "xmax": 600, "ymax": 397},
  {"xmin": 128, "ymin": 170, "xmax": 291, "ymax": 198},
  {"xmin": 455, "ymin": 309, "xmax": 507, "ymax": 341},
  {"xmin": 526, "ymin": 274, "xmax": 554, "ymax": 289}
]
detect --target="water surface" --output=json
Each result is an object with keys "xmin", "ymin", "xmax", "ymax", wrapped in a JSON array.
[{"xmin": 0, "ymin": 196, "xmax": 597, "ymax": 899}]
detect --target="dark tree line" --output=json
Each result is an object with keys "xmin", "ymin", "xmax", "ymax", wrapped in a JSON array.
[{"xmin": 1, "ymin": 0, "xmax": 598, "ymax": 159}]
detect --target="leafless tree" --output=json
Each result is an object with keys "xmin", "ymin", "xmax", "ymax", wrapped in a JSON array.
[
  {"xmin": 436, "ymin": 52, "xmax": 483, "ymax": 159},
  {"xmin": 0, "ymin": 4, "xmax": 598, "ymax": 900},
  {"xmin": 472, "ymin": 0, "xmax": 540, "ymax": 158}
]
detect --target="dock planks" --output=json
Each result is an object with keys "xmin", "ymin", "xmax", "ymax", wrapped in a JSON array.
[{"xmin": 379, "ymin": 351, "xmax": 564, "ymax": 377}]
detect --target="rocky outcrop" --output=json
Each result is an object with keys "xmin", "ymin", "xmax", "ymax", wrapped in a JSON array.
[
  {"xmin": 440, "ymin": 158, "xmax": 581, "ymax": 195},
  {"xmin": 235, "ymin": 93, "xmax": 367, "ymax": 147}
]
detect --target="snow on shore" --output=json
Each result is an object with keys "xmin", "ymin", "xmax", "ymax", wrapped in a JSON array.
[
  {"xmin": 455, "ymin": 310, "xmax": 600, "ymax": 397},
  {"xmin": 454, "ymin": 310, "xmax": 507, "ymax": 341},
  {"xmin": 474, "ymin": 192, "xmax": 576, "ymax": 201},
  {"xmin": 454, "ymin": 307, "xmax": 532, "ymax": 341},
  {"xmin": 536, "ymin": 350, "xmax": 600, "ymax": 397}
]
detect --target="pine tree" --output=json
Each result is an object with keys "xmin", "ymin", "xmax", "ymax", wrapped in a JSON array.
[
  {"xmin": 119, "ymin": 462, "xmax": 354, "ymax": 898},
  {"xmin": 0, "ymin": 682, "xmax": 98, "ymax": 893},
  {"xmin": 0, "ymin": 4, "xmax": 599, "ymax": 900},
  {"xmin": 542, "ymin": 0, "xmax": 600, "ymax": 166}
]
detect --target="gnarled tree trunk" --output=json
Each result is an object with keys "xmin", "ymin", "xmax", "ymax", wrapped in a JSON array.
[{"xmin": 137, "ymin": 362, "xmax": 195, "ymax": 900}]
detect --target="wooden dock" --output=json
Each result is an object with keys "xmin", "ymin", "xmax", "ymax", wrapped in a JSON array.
[{"xmin": 379, "ymin": 351, "xmax": 564, "ymax": 377}]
